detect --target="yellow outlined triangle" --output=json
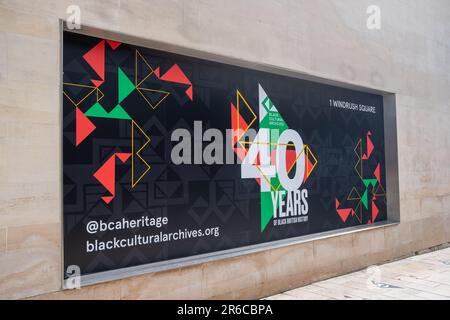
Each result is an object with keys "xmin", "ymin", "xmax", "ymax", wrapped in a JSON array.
[
  {"xmin": 131, "ymin": 120, "xmax": 151, "ymax": 188},
  {"xmin": 136, "ymin": 88, "xmax": 170, "ymax": 110}
]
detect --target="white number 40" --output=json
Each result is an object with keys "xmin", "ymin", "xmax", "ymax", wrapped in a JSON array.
[{"xmin": 241, "ymin": 129, "xmax": 305, "ymax": 192}]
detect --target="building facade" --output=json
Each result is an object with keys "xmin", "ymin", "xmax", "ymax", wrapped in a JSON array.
[{"xmin": 0, "ymin": 0, "xmax": 449, "ymax": 299}]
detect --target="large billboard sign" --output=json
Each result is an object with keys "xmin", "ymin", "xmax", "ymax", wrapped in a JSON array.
[{"xmin": 63, "ymin": 31, "xmax": 387, "ymax": 278}]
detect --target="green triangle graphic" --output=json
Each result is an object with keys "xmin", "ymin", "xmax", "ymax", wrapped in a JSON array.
[
  {"xmin": 118, "ymin": 67, "xmax": 135, "ymax": 103},
  {"xmin": 363, "ymin": 179, "xmax": 377, "ymax": 188},
  {"xmin": 84, "ymin": 102, "xmax": 131, "ymax": 120},
  {"xmin": 362, "ymin": 189, "xmax": 369, "ymax": 209},
  {"xmin": 259, "ymin": 88, "xmax": 289, "ymax": 232},
  {"xmin": 260, "ymin": 110, "xmax": 288, "ymax": 132},
  {"xmin": 261, "ymin": 192, "xmax": 274, "ymax": 231},
  {"xmin": 109, "ymin": 104, "xmax": 131, "ymax": 120},
  {"xmin": 85, "ymin": 102, "xmax": 108, "ymax": 118}
]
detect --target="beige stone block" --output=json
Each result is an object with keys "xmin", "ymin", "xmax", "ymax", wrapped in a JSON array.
[
  {"xmin": 39, "ymin": 263, "xmax": 203, "ymax": 300},
  {"xmin": 0, "ymin": 133, "xmax": 59, "ymax": 183},
  {"xmin": 443, "ymin": 197, "xmax": 450, "ymax": 215},
  {"xmin": 5, "ymin": 33, "xmax": 59, "ymax": 86},
  {"xmin": 0, "ymin": 248, "xmax": 60, "ymax": 299},
  {"xmin": 7, "ymin": 223, "xmax": 59, "ymax": 251},
  {"xmin": 0, "ymin": 0, "xmax": 63, "ymax": 16},
  {"xmin": 0, "ymin": 107, "xmax": 60, "ymax": 228},
  {"xmin": 211, "ymin": 284, "xmax": 266, "ymax": 300},
  {"xmin": 202, "ymin": 253, "xmax": 266, "ymax": 299},
  {"xmin": 311, "ymin": 233, "xmax": 357, "ymax": 280},
  {"xmin": 420, "ymin": 217, "xmax": 447, "ymax": 249},
  {"xmin": 0, "ymin": 106, "xmax": 57, "ymax": 141},
  {"xmin": 0, "ymin": 193, "xmax": 59, "ymax": 228},
  {"xmin": 33, "ymin": 279, "xmax": 121, "ymax": 300},
  {"xmin": 265, "ymin": 242, "xmax": 314, "ymax": 279},
  {"xmin": 408, "ymin": 220, "xmax": 426, "ymax": 250},
  {"xmin": 384, "ymin": 222, "xmax": 415, "ymax": 258},
  {"xmin": 0, "ymin": 33, "xmax": 5, "ymax": 83},
  {"xmin": 0, "ymin": 228, "xmax": 6, "ymax": 253},
  {"xmin": 352, "ymin": 227, "xmax": 386, "ymax": 256},
  {"xmin": 398, "ymin": 222, "xmax": 414, "ymax": 247},
  {"xmin": 119, "ymin": 0, "xmax": 182, "ymax": 34},
  {"xmin": 0, "ymin": 81, "xmax": 60, "ymax": 113},
  {"xmin": 442, "ymin": 215, "xmax": 450, "ymax": 242},
  {"xmin": 0, "ymin": 6, "xmax": 58, "ymax": 40},
  {"xmin": 400, "ymin": 198, "xmax": 422, "ymax": 222},
  {"xmin": 259, "ymin": 242, "xmax": 315, "ymax": 296},
  {"xmin": 1, "ymin": 0, "xmax": 121, "ymax": 24},
  {"xmin": 383, "ymin": 225, "xmax": 403, "ymax": 259},
  {"xmin": 120, "ymin": 264, "xmax": 203, "ymax": 300},
  {"xmin": 0, "ymin": 222, "xmax": 61, "ymax": 299}
]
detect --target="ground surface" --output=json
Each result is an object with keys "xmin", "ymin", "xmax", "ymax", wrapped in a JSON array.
[{"xmin": 265, "ymin": 247, "xmax": 450, "ymax": 300}]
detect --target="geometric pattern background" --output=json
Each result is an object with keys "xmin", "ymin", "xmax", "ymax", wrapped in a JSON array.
[
  {"xmin": 63, "ymin": 31, "xmax": 387, "ymax": 277},
  {"xmin": 335, "ymin": 131, "xmax": 386, "ymax": 224}
]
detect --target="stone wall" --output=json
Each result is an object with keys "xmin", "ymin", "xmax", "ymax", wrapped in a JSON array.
[{"xmin": 0, "ymin": 0, "xmax": 449, "ymax": 299}]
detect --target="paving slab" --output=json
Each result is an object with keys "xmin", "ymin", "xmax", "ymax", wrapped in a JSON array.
[{"xmin": 263, "ymin": 247, "xmax": 450, "ymax": 300}]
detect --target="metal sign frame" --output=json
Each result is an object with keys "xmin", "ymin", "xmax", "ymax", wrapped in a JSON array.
[{"xmin": 59, "ymin": 21, "xmax": 400, "ymax": 288}]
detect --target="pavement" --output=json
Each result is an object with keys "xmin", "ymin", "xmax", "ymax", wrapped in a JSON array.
[{"xmin": 264, "ymin": 247, "xmax": 450, "ymax": 300}]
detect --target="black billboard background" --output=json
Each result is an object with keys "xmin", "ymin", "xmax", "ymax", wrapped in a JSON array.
[{"xmin": 63, "ymin": 31, "xmax": 386, "ymax": 277}]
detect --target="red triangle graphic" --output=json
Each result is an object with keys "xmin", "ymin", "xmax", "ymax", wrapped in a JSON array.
[
  {"xmin": 154, "ymin": 67, "xmax": 160, "ymax": 78},
  {"xmin": 254, "ymin": 154, "xmax": 261, "ymax": 166},
  {"xmin": 160, "ymin": 64, "xmax": 190, "ymax": 84},
  {"xmin": 335, "ymin": 198, "xmax": 353, "ymax": 222},
  {"xmin": 374, "ymin": 163, "xmax": 381, "ymax": 183},
  {"xmin": 75, "ymin": 107, "xmax": 96, "ymax": 146},
  {"xmin": 269, "ymin": 149, "xmax": 300, "ymax": 176},
  {"xmin": 106, "ymin": 39, "xmax": 121, "ymax": 50},
  {"xmin": 367, "ymin": 134, "xmax": 374, "ymax": 156},
  {"xmin": 304, "ymin": 156, "xmax": 314, "ymax": 182},
  {"xmin": 337, "ymin": 209, "xmax": 352, "ymax": 222},
  {"xmin": 363, "ymin": 131, "xmax": 374, "ymax": 159},
  {"xmin": 286, "ymin": 150, "xmax": 297, "ymax": 171},
  {"xmin": 91, "ymin": 79, "xmax": 104, "ymax": 88},
  {"xmin": 102, "ymin": 196, "xmax": 114, "ymax": 204},
  {"xmin": 93, "ymin": 155, "xmax": 116, "ymax": 196},
  {"xmin": 230, "ymin": 102, "xmax": 249, "ymax": 148},
  {"xmin": 83, "ymin": 40, "xmax": 105, "ymax": 81},
  {"xmin": 186, "ymin": 86, "xmax": 193, "ymax": 101},
  {"xmin": 372, "ymin": 199, "xmax": 379, "ymax": 222},
  {"xmin": 116, "ymin": 153, "xmax": 131, "ymax": 163},
  {"xmin": 160, "ymin": 64, "xmax": 193, "ymax": 101}
]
